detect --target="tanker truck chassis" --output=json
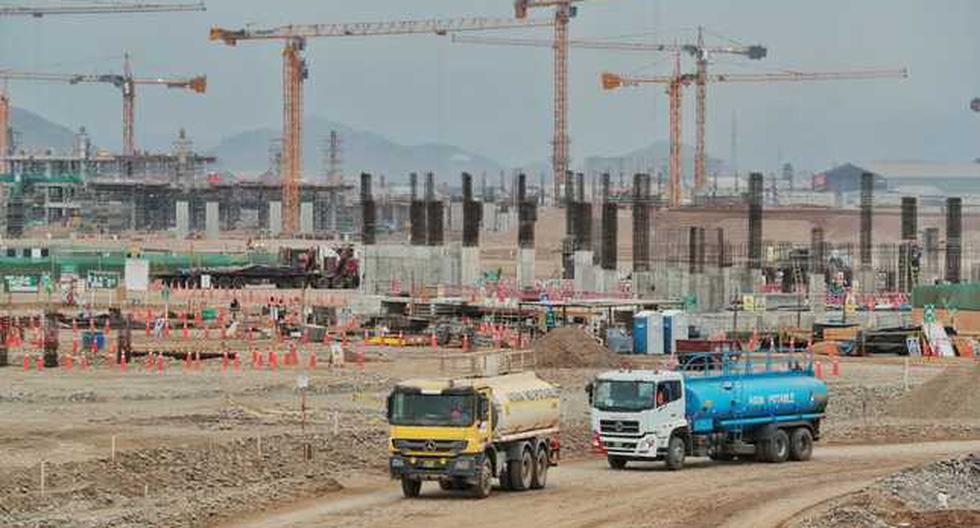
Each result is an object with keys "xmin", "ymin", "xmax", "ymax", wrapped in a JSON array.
[
  {"xmin": 387, "ymin": 372, "xmax": 560, "ymax": 499},
  {"xmin": 588, "ymin": 352, "xmax": 828, "ymax": 470}
]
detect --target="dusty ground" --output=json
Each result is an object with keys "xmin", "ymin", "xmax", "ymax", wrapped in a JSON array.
[{"xmin": 2, "ymin": 341, "xmax": 979, "ymax": 528}]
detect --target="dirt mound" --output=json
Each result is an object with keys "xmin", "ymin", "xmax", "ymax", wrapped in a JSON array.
[
  {"xmin": 891, "ymin": 363, "xmax": 980, "ymax": 419},
  {"xmin": 533, "ymin": 326, "xmax": 619, "ymax": 368}
]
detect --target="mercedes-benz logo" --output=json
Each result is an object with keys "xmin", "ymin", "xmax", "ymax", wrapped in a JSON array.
[
  {"xmin": 425, "ymin": 440, "xmax": 437, "ymax": 452},
  {"xmin": 614, "ymin": 421, "xmax": 624, "ymax": 433}
]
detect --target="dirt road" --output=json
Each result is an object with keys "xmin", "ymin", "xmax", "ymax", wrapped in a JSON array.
[{"xmin": 224, "ymin": 440, "xmax": 980, "ymax": 528}]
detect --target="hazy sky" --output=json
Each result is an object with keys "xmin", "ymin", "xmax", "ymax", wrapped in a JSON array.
[{"xmin": 1, "ymin": 0, "xmax": 978, "ymax": 173}]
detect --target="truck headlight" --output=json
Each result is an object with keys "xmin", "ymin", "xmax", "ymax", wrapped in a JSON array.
[
  {"xmin": 391, "ymin": 458, "xmax": 404, "ymax": 467},
  {"xmin": 637, "ymin": 437, "xmax": 656, "ymax": 452},
  {"xmin": 454, "ymin": 457, "xmax": 473, "ymax": 470}
]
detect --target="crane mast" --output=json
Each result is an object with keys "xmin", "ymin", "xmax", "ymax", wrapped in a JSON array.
[{"xmin": 210, "ymin": 15, "xmax": 553, "ymax": 235}]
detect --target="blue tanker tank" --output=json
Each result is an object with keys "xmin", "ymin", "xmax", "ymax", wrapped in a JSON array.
[{"xmin": 684, "ymin": 370, "xmax": 829, "ymax": 434}]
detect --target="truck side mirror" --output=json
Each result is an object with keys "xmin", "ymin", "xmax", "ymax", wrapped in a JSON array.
[
  {"xmin": 385, "ymin": 394, "xmax": 393, "ymax": 421},
  {"xmin": 585, "ymin": 382, "xmax": 594, "ymax": 405}
]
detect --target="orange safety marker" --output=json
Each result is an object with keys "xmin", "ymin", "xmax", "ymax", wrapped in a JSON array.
[
  {"xmin": 308, "ymin": 349, "xmax": 317, "ymax": 369},
  {"xmin": 815, "ymin": 360, "xmax": 824, "ymax": 379},
  {"xmin": 233, "ymin": 351, "xmax": 241, "ymax": 372},
  {"xmin": 80, "ymin": 355, "xmax": 89, "ymax": 370},
  {"xmin": 23, "ymin": 354, "xmax": 30, "ymax": 371},
  {"xmin": 64, "ymin": 354, "xmax": 73, "ymax": 370},
  {"xmin": 35, "ymin": 356, "xmax": 44, "ymax": 371},
  {"xmin": 183, "ymin": 350, "xmax": 192, "ymax": 370},
  {"xmin": 831, "ymin": 355, "xmax": 840, "ymax": 376},
  {"xmin": 120, "ymin": 354, "xmax": 128, "ymax": 373},
  {"xmin": 194, "ymin": 350, "xmax": 202, "ymax": 370},
  {"xmin": 156, "ymin": 353, "xmax": 165, "ymax": 374},
  {"xmin": 269, "ymin": 349, "xmax": 279, "ymax": 370}
]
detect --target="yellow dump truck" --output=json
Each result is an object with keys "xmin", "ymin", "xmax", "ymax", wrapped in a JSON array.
[{"xmin": 386, "ymin": 371, "xmax": 561, "ymax": 499}]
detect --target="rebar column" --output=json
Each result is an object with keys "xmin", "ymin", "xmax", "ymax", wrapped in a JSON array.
[
  {"xmin": 747, "ymin": 172, "xmax": 763, "ymax": 269},
  {"xmin": 601, "ymin": 173, "xmax": 617, "ymax": 271},
  {"xmin": 810, "ymin": 227, "xmax": 825, "ymax": 275},
  {"xmin": 517, "ymin": 174, "xmax": 536, "ymax": 249},
  {"xmin": 425, "ymin": 173, "xmax": 443, "ymax": 246},
  {"xmin": 360, "ymin": 173, "xmax": 376, "ymax": 245},
  {"xmin": 860, "ymin": 172, "xmax": 873, "ymax": 267},
  {"xmin": 946, "ymin": 197, "xmax": 962, "ymax": 283},
  {"xmin": 409, "ymin": 173, "xmax": 426, "ymax": 246},
  {"xmin": 462, "ymin": 172, "xmax": 481, "ymax": 248},
  {"xmin": 632, "ymin": 173, "xmax": 651, "ymax": 272}
]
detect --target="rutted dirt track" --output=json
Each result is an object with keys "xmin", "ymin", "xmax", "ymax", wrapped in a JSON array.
[{"xmin": 227, "ymin": 441, "xmax": 980, "ymax": 528}]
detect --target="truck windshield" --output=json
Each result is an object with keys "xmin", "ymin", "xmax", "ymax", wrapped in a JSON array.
[
  {"xmin": 593, "ymin": 380, "xmax": 657, "ymax": 412},
  {"xmin": 389, "ymin": 391, "xmax": 476, "ymax": 427}
]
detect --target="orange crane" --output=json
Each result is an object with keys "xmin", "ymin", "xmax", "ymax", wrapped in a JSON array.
[
  {"xmin": 0, "ymin": 57, "xmax": 206, "ymax": 158},
  {"xmin": 451, "ymin": 28, "xmax": 766, "ymax": 193},
  {"xmin": 602, "ymin": 66, "xmax": 909, "ymax": 207},
  {"xmin": 0, "ymin": 2, "xmax": 204, "ymax": 17},
  {"xmin": 0, "ymin": 90, "xmax": 9, "ymax": 173},
  {"xmin": 210, "ymin": 16, "xmax": 554, "ymax": 235},
  {"xmin": 513, "ymin": 0, "xmax": 602, "ymax": 202}
]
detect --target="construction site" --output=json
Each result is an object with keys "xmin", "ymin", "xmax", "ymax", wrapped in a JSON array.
[{"xmin": 1, "ymin": 1, "xmax": 979, "ymax": 527}]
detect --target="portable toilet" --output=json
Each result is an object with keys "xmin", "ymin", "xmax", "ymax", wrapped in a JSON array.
[{"xmin": 632, "ymin": 311, "xmax": 654, "ymax": 354}]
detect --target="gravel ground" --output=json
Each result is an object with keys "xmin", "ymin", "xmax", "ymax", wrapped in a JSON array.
[{"xmin": 789, "ymin": 454, "xmax": 980, "ymax": 528}]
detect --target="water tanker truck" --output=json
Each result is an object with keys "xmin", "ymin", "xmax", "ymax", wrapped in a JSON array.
[
  {"xmin": 387, "ymin": 371, "xmax": 560, "ymax": 499},
  {"xmin": 588, "ymin": 353, "xmax": 828, "ymax": 469}
]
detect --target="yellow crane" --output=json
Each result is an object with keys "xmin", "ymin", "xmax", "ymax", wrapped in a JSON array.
[
  {"xmin": 602, "ymin": 67, "xmax": 909, "ymax": 207},
  {"xmin": 210, "ymin": 16, "xmax": 554, "ymax": 235},
  {"xmin": 0, "ymin": 57, "xmax": 206, "ymax": 159},
  {"xmin": 451, "ymin": 27, "xmax": 766, "ymax": 193}
]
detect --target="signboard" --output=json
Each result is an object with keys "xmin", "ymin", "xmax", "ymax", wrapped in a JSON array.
[
  {"xmin": 200, "ymin": 274, "xmax": 212, "ymax": 289},
  {"xmin": 86, "ymin": 270, "xmax": 120, "ymax": 289},
  {"xmin": 124, "ymin": 258, "xmax": 150, "ymax": 292},
  {"xmin": 4, "ymin": 274, "xmax": 38, "ymax": 293}
]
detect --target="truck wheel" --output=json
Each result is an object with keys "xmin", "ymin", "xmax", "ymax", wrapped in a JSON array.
[
  {"xmin": 530, "ymin": 446, "xmax": 549, "ymax": 489},
  {"xmin": 607, "ymin": 456, "xmax": 627, "ymax": 470},
  {"xmin": 665, "ymin": 436, "xmax": 686, "ymax": 471},
  {"xmin": 789, "ymin": 428, "xmax": 813, "ymax": 462},
  {"xmin": 471, "ymin": 458, "xmax": 492, "ymax": 499},
  {"xmin": 508, "ymin": 448, "xmax": 534, "ymax": 491},
  {"xmin": 767, "ymin": 430, "xmax": 790, "ymax": 463},
  {"xmin": 401, "ymin": 477, "xmax": 421, "ymax": 498}
]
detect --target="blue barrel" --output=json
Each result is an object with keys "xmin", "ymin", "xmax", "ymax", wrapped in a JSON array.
[
  {"xmin": 81, "ymin": 331, "xmax": 106, "ymax": 351},
  {"xmin": 684, "ymin": 370, "xmax": 828, "ymax": 434}
]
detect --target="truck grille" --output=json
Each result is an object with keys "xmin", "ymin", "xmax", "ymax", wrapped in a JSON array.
[
  {"xmin": 600, "ymin": 420, "xmax": 640, "ymax": 435},
  {"xmin": 392, "ymin": 439, "xmax": 468, "ymax": 453}
]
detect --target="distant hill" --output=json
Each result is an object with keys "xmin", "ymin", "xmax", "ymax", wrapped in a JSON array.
[
  {"xmin": 207, "ymin": 116, "xmax": 506, "ymax": 184},
  {"xmin": 9, "ymin": 107, "xmax": 79, "ymax": 153},
  {"xmin": 584, "ymin": 140, "xmax": 725, "ymax": 183}
]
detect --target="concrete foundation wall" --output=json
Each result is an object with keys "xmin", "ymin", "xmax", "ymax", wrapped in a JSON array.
[
  {"xmin": 461, "ymin": 246, "xmax": 481, "ymax": 287},
  {"xmin": 517, "ymin": 248, "xmax": 535, "ymax": 288},
  {"xmin": 205, "ymin": 201, "xmax": 219, "ymax": 240},
  {"xmin": 268, "ymin": 201, "xmax": 282, "ymax": 236},
  {"xmin": 573, "ymin": 251, "xmax": 595, "ymax": 292}
]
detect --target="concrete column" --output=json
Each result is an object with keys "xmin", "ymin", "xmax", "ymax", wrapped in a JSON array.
[
  {"xmin": 268, "ymin": 201, "xmax": 282, "ymax": 236},
  {"xmin": 573, "ymin": 250, "xmax": 595, "ymax": 293},
  {"xmin": 205, "ymin": 201, "xmax": 219, "ymax": 241},
  {"xmin": 175, "ymin": 200, "xmax": 189, "ymax": 239},
  {"xmin": 517, "ymin": 248, "xmax": 535, "ymax": 289},
  {"xmin": 300, "ymin": 202, "xmax": 314, "ymax": 234},
  {"xmin": 461, "ymin": 246, "xmax": 480, "ymax": 287},
  {"xmin": 632, "ymin": 271, "xmax": 653, "ymax": 298}
]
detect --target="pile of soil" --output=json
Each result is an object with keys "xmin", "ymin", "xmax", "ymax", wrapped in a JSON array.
[
  {"xmin": 533, "ymin": 326, "xmax": 619, "ymax": 368},
  {"xmin": 891, "ymin": 363, "xmax": 980, "ymax": 419}
]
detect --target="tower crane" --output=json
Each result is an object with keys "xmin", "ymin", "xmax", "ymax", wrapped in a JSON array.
[
  {"xmin": 0, "ymin": 90, "xmax": 9, "ymax": 173},
  {"xmin": 513, "ymin": 0, "xmax": 602, "ymax": 203},
  {"xmin": 0, "ymin": 56, "xmax": 206, "ymax": 158},
  {"xmin": 210, "ymin": 16, "xmax": 553, "ymax": 235},
  {"xmin": 0, "ymin": 2, "xmax": 204, "ymax": 17},
  {"xmin": 451, "ymin": 28, "xmax": 766, "ymax": 193},
  {"xmin": 602, "ymin": 67, "xmax": 909, "ymax": 207}
]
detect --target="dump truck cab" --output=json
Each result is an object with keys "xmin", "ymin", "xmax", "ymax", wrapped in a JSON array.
[{"xmin": 387, "ymin": 372, "xmax": 560, "ymax": 499}]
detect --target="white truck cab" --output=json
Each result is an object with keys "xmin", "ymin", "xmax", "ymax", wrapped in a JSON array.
[{"xmin": 587, "ymin": 370, "xmax": 687, "ymax": 469}]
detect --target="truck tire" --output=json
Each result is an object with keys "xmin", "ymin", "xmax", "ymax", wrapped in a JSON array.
[
  {"xmin": 607, "ymin": 456, "xmax": 627, "ymax": 470},
  {"xmin": 766, "ymin": 429, "xmax": 790, "ymax": 463},
  {"xmin": 508, "ymin": 448, "xmax": 534, "ymax": 491},
  {"xmin": 530, "ymin": 446, "xmax": 549, "ymax": 489},
  {"xmin": 789, "ymin": 428, "xmax": 813, "ymax": 462},
  {"xmin": 401, "ymin": 477, "xmax": 421, "ymax": 498},
  {"xmin": 665, "ymin": 436, "xmax": 686, "ymax": 471},
  {"xmin": 471, "ymin": 458, "xmax": 493, "ymax": 499}
]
